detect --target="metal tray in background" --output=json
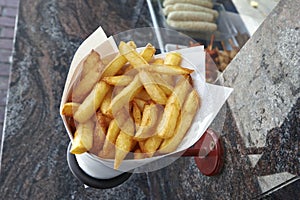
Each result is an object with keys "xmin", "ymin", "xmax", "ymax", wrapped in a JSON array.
[{"xmin": 150, "ymin": 0, "xmax": 249, "ymax": 50}]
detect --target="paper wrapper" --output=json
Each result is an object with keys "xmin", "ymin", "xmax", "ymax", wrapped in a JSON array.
[{"xmin": 60, "ymin": 27, "xmax": 233, "ymax": 176}]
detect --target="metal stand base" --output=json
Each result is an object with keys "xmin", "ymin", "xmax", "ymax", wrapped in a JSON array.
[{"xmin": 67, "ymin": 142, "xmax": 132, "ymax": 189}]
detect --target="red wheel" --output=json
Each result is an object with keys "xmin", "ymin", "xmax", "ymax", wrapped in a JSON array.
[{"xmin": 194, "ymin": 129, "xmax": 224, "ymax": 176}]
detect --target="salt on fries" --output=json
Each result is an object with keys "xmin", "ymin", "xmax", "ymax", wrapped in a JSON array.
[{"xmin": 61, "ymin": 41, "xmax": 201, "ymax": 169}]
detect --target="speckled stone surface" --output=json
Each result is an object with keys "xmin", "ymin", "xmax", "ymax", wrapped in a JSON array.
[{"xmin": 0, "ymin": 0, "xmax": 299, "ymax": 199}]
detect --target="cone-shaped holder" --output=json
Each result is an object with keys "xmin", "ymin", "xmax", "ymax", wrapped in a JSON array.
[{"xmin": 67, "ymin": 142, "xmax": 132, "ymax": 189}]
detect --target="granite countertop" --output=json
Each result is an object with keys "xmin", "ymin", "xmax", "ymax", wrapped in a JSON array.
[{"xmin": 0, "ymin": 0, "xmax": 299, "ymax": 199}]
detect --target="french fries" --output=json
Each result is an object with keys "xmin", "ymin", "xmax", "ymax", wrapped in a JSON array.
[
  {"xmin": 70, "ymin": 120, "xmax": 94, "ymax": 154},
  {"xmin": 148, "ymin": 64, "xmax": 194, "ymax": 75},
  {"xmin": 157, "ymin": 76, "xmax": 192, "ymax": 139},
  {"xmin": 119, "ymin": 41, "xmax": 149, "ymax": 68},
  {"xmin": 158, "ymin": 90, "xmax": 200, "ymax": 154},
  {"xmin": 102, "ymin": 75, "xmax": 133, "ymax": 86},
  {"xmin": 72, "ymin": 51, "xmax": 103, "ymax": 102},
  {"xmin": 102, "ymin": 119, "xmax": 120, "ymax": 156},
  {"xmin": 74, "ymin": 81, "xmax": 110, "ymax": 123},
  {"xmin": 62, "ymin": 41, "xmax": 201, "ymax": 169},
  {"xmin": 134, "ymin": 103, "xmax": 160, "ymax": 141},
  {"xmin": 61, "ymin": 102, "xmax": 80, "ymax": 116},
  {"xmin": 139, "ymin": 70, "xmax": 168, "ymax": 105}
]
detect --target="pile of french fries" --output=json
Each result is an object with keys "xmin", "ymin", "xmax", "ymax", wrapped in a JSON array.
[{"xmin": 61, "ymin": 41, "xmax": 201, "ymax": 169}]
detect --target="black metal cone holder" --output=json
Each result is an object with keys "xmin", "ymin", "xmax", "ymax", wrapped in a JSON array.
[
  {"xmin": 67, "ymin": 142, "xmax": 132, "ymax": 189},
  {"xmin": 66, "ymin": 129, "xmax": 224, "ymax": 189}
]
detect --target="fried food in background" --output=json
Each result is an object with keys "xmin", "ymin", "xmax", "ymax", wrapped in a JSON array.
[{"xmin": 162, "ymin": 0, "xmax": 218, "ymax": 32}]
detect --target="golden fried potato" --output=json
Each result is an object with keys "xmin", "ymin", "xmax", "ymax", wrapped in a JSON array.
[
  {"xmin": 134, "ymin": 103, "xmax": 160, "ymax": 141},
  {"xmin": 114, "ymin": 131, "xmax": 134, "ymax": 169},
  {"xmin": 81, "ymin": 50, "xmax": 101, "ymax": 77},
  {"xmin": 102, "ymin": 75, "xmax": 133, "ymax": 86},
  {"xmin": 139, "ymin": 43, "xmax": 156, "ymax": 62},
  {"xmin": 156, "ymin": 76, "xmax": 192, "ymax": 138},
  {"xmin": 74, "ymin": 81, "xmax": 110, "ymax": 123},
  {"xmin": 119, "ymin": 41, "xmax": 149, "ymax": 68},
  {"xmin": 89, "ymin": 120, "xmax": 106, "ymax": 156},
  {"xmin": 100, "ymin": 89, "xmax": 113, "ymax": 118},
  {"xmin": 98, "ymin": 146, "xmax": 115, "ymax": 159},
  {"xmin": 70, "ymin": 120, "xmax": 94, "ymax": 154},
  {"xmin": 139, "ymin": 70, "xmax": 168, "ymax": 105},
  {"xmin": 102, "ymin": 119, "xmax": 120, "ymax": 156},
  {"xmin": 143, "ymin": 135, "xmax": 163, "ymax": 157},
  {"xmin": 132, "ymin": 101, "xmax": 142, "ymax": 129},
  {"xmin": 159, "ymin": 90, "xmax": 200, "ymax": 153},
  {"xmin": 72, "ymin": 51, "xmax": 103, "ymax": 103},
  {"xmin": 110, "ymin": 74, "xmax": 142, "ymax": 113},
  {"xmin": 149, "ymin": 64, "xmax": 194, "ymax": 75},
  {"xmin": 61, "ymin": 102, "xmax": 80, "ymax": 116},
  {"xmin": 164, "ymin": 52, "xmax": 182, "ymax": 66},
  {"xmin": 101, "ymin": 54, "xmax": 128, "ymax": 77}
]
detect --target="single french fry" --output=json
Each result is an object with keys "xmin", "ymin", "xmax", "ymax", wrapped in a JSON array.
[
  {"xmin": 96, "ymin": 111, "xmax": 112, "ymax": 132},
  {"xmin": 102, "ymin": 75, "xmax": 133, "ymax": 86},
  {"xmin": 164, "ymin": 52, "xmax": 182, "ymax": 66},
  {"xmin": 74, "ymin": 81, "xmax": 110, "ymax": 123},
  {"xmin": 149, "ymin": 64, "xmax": 194, "ymax": 75},
  {"xmin": 119, "ymin": 41, "xmax": 149, "ymax": 68},
  {"xmin": 70, "ymin": 130, "xmax": 87, "ymax": 154},
  {"xmin": 81, "ymin": 50, "xmax": 101, "ymax": 77},
  {"xmin": 72, "ymin": 61, "xmax": 103, "ymax": 102},
  {"xmin": 156, "ymin": 76, "xmax": 192, "ymax": 138},
  {"xmin": 143, "ymin": 135, "xmax": 163, "ymax": 157},
  {"xmin": 169, "ymin": 76, "xmax": 193, "ymax": 109},
  {"xmin": 100, "ymin": 89, "xmax": 113, "ymax": 118},
  {"xmin": 70, "ymin": 120, "xmax": 94, "ymax": 154},
  {"xmin": 110, "ymin": 74, "xmax": 142, "ymax": 113},
  {"xmin": 132, "ymin": 101, "xmax": 142, "ymax": 129},
  {"xmin": 114, "ymin": 131, "xmax": 134, "ymax": 169},
  {"xmin": 162, "ymin": 53, "xmax": 183, "ymax": 86},
  {"xmin": 156, "ymin": 103, "xmax": 180, "ymax": 139},
  {"xmin": 101, "ymin": 54, "xmax": 128, "ymax": 78},
  {"xmin": 122, "ymin": 43, "xmax": 155, "ymax": 74},
  {"xmin": 139, "ymin": 43, "xmax": 156, "ymax": 62},
  {"xmin": 139, "ymin": 70, "xmax": 168, "ymax": 105},
  {"xmin": 61, "ymin": 102, "xmax": 80, "ymax": 116},
  {"xmin": 134, "ymin": 103, "xmax": 160, "ymax": 141},
  {"xmin": 89, "ymin": 120, "xmax": 106, "ymax": 155},
  {"xmin": 102, "ymin": 119, "xmax": 120, "ymax": 156},
  {"xmin": 159, "ymin": 90, "xmax": 200, "ymax": 154}
]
